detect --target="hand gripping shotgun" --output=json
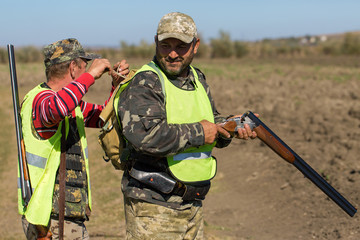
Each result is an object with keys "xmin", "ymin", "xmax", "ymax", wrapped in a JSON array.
[{"xmin": 221, "ymin": 111, "xmax": 357, "ymax": 217}]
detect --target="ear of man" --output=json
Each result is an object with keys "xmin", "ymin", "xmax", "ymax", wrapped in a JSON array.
[
  {"xmin": 193, "ymin": 38, "xmax": 200, "ymax": 54},
  {"xmin": 69, "ymin": 60, "xmax": 78, "ymax": 80}
]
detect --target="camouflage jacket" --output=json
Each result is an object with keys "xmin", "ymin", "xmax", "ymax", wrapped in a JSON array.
[{"xmin": 118, "ymin": 58, "xmax": 231, "ymax": 208}]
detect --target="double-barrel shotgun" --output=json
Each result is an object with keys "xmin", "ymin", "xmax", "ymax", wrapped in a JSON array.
[
  {"xmin": 8, "ymin": 44, "xmax": 32, "ymax": 206},
  {"xmin": 222, "ymin": 111, "xmax": 357, "ymax": 217}
]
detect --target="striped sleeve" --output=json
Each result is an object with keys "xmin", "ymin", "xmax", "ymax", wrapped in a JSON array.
[{"xmin": 32, "ymin": 73, "xmax": 95, "ymax": 139}]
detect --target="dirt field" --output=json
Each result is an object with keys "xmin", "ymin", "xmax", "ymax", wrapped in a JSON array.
[{"xmin": 0, "ymin": 56, "xmax": 359, "ymax": 239}]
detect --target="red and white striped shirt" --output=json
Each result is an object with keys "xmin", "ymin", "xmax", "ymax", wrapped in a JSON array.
[{"xmin": 32, "ymin": 73, "xmax": 114, "ymax": 139}]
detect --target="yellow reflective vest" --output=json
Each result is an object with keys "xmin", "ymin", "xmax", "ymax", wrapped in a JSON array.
[
  {"xmin": 115, "ymin": 62, "xmax": 217, "ymax": 183},
  {"xmin": 19, "ymin": 84, "xmax": 91, "ymax": 226}
]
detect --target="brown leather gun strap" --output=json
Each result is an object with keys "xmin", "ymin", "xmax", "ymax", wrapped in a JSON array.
[{"xmin": 59, "ymin": 122, "xmax": 66, "ymax": 240}]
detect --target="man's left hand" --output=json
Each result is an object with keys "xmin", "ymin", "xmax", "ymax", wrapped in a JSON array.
[
  {"xmin": 111, "ymin": 60, "xmax": 130, "ymax": 86},
  {"xmin": 220, "ymin": 113, "xmax": 259, "ymax": 140},
  {"xmin": 235, "ymin": 123, "xmax": 257, "ymax": 140}
]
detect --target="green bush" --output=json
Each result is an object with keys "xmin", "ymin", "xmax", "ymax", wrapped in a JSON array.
[
  {"xmin": 121, "ymin": 40, "xmax": 154, "ymax": 59},
  {"xmin": 233, "ymin": 41, "xmax": 249, "ymax": 58},
  {"xmin": 0, "ymin": 48, "xmax": 7, "ymax": 64},
  {"xmin": 195, "ymin": 42, "xmax": 210, "ymax": 58},
  {"xmin": 93, "ymin": 48, "xmax": 120, "ymax": 61},
  {"xmin": 341, "ymin": 33, "xmax": 360, "ymax": 55},
  {"xmin": 16, "ymin": 46, "xmax": 43, "ymax": 63},
  {"xmin": 0, "ymin": 46, "xmax": 43, "ymax": 64},
  {"xmin": 195, "ymin": 33, "xmax": 210, "ymax": 58},
  {"xmin": 259, "ymin": 42, "xmax": 275, "ymax": 57},
  {"xmin": 210, "ymin": 30, "xmax": 233, "ymax": 58},
  {"xmin": 322, "ymin": 44, "xmax": 339, "ymax": 55}
]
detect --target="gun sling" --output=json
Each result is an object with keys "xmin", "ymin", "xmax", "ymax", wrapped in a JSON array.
[{"xmin": 58, "ymin": 123, "xmax": 66, "ymax": 240}]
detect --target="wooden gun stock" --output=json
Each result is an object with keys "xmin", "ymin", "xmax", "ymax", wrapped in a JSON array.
[
  {"xmin": 254, "ymin": 125, "xmax": 295, "ymax": 164},
  {"xmin": 20, "ymin": 140, "xmax": 30, "ymax": 181},
  {"xmin": 223, "ymin": 111, "xmax": 357, "ymax": 217}
]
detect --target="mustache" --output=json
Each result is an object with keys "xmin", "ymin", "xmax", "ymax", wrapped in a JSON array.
[{"xmin": 165, "ymin": 56, "xmax": 183, "ymax": 62}]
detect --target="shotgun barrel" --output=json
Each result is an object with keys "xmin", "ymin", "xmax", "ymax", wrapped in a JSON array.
[{"xmin": 8, "ymin": 44, "xmax": 32, "ymax": 206}]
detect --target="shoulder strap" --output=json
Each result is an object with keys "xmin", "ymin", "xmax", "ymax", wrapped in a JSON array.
[
  {"xmin": 146, "ymin": 62, "xmax": 166, "ymax": 101},
  {"xmin": 58, "ymin": 120, "xmax": 66, "ymax": 240},
  {"xmin": 99, "ymin": 69, "xmax": 137, "ymax": 124}
]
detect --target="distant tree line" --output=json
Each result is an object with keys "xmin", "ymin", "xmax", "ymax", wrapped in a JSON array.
[{"xmin": 1, "ymin": 31, "xmax": 360, "ymax": 64}]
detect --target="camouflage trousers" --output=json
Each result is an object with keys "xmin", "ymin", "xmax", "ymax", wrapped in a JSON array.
[
  {"xmin": 124, "ymin": 197, "xmax": 204, "ymax": 240},
  {"xmin": 22, "ymin": 216, "xmax": 89, "ymax": 240}
]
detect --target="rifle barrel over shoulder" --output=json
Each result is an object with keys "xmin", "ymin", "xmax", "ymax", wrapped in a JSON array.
[{"xmin": 8, "ymin": 44, "xmax": 32, "ymax": 206}]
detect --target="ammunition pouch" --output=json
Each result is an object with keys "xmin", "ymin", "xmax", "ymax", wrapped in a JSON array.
[
  {"xmin": 181, "ymin": 182, "xmax": 210, "ymax": 201},
  {"xmin": 52, "ymin": 119, "xmax": 89, "ymax": 220},
  {"xmin": 129, "ymin": 162, "xmax": 211, "ymax": 201}
]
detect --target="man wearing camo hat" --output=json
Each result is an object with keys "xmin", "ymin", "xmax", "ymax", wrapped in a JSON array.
[
  {"xmin": 19, "ymin": 38, "xmax": 129, "ymax": 239},
  {"xmin": 115, "ymin": 12, "xmax": 256, "ymax": 239}
]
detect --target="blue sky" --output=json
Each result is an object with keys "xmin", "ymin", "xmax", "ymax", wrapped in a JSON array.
[{"xmin": 1, "ymin": 0, "xmax": 359, "ymax": 48}]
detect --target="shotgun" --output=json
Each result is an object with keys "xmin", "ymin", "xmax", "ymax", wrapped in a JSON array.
[
  {"xmin": 222, "ymin": 111, "xmax": 357, "ymax": 217},
  {"xmin": 8, "ymin": 44, "xmax": 32, "ymax": 206}
]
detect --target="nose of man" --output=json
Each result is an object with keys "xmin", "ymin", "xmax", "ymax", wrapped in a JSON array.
[{"xmin": 168, "ymin": 49, "xmax": 180, "ymax": 59}]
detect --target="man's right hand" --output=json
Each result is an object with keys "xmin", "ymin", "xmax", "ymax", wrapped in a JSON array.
[
  {"xmin": 200, "ymin": 120, "xmax": 230, "ymax": 144},
  {"xmin": 87, "ymin": 58, "xmax": 112, "ymax": 80}
]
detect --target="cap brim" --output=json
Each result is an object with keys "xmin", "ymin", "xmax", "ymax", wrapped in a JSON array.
[
  {"xmin": 158, "ymin": 33, "xmax": 194, "ymax": 43},
  {"xmin": 81, "ymin": 53, "xmax": 101, "ymax": 61}
]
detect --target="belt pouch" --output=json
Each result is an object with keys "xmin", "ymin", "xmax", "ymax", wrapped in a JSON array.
[
  {"xmin": 129, "ymin": 162, "xmax": 176, "ymax": 194},
  {"xmin": 182, "ymin": 183, "xmax": 211, "ymax": 201}
]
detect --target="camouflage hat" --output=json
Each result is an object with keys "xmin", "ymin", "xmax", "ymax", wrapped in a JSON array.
[
  {"xmin": 157, "ymin": 12, "xmax": 197, "ymax": 43},
  {"xmin": 43, "ymin": 38, "xmax": 100, "ymax": 68}
]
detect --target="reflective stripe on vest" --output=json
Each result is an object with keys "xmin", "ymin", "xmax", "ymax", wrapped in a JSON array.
[
  {"xmin": 173, "ymin": 151, "xmax": 212, "ymax": 161},
  {"xmin": 19, "ymin": 84, "xmax": 91, "ymax": 226},
  {"xmin": 17, "ymin": 145, "xmax": 88, "ymax": 187},
  {"xmin": 26, "ymin": 152, "xmax": 47, "ymax": 168}
]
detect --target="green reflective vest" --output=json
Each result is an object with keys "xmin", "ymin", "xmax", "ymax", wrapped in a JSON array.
[
  {"xmin": 19, "ymin": 84, "xmax": 91, "ymax": 226},
  {"xmin": 115, "ymin": 62, "xmax": 216, "ymax": 183}
]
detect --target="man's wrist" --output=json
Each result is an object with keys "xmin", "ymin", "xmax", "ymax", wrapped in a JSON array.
[{"xmin": 188, "ymin": 122, "xmax": 205, "ymax": 147}]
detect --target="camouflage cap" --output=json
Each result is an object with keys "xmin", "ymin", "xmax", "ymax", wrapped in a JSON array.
[
  {"xmin": 43, "ymin": 38, "xmax": 100, "ymax": 68},
  {"xmin": 157, "ymin": 12, "xmax": 197, "ymax": 43}
]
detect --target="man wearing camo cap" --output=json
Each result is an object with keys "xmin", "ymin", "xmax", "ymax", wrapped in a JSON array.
[
  {"xmin": 115, "ymin": 12, "xmax": 256, "ymax": 239},
  {"xmin": 19, "ymin": 38, "xmax": 129, "ymax": 239}
]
